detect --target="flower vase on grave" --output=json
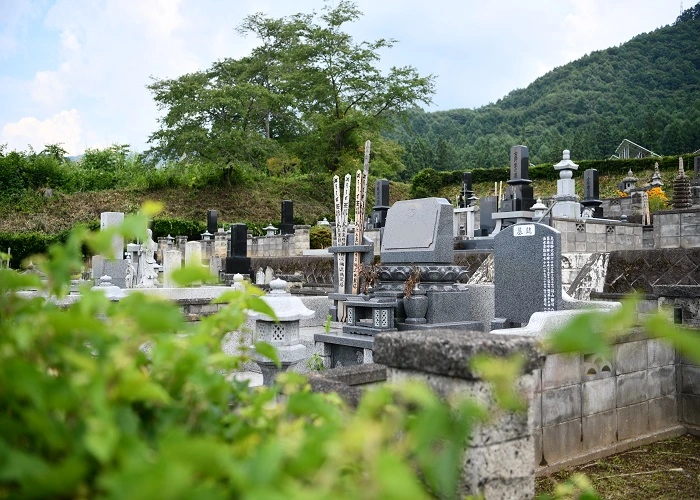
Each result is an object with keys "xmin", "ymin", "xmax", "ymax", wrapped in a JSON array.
[{"xmin": 403, "ymin": 290, "xmax": 428, "ymax": 324}]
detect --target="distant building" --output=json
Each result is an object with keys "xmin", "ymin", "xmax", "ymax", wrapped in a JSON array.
[{"xmin": 611, "ymin": 139, "xmax": 661, "ymax": 159}]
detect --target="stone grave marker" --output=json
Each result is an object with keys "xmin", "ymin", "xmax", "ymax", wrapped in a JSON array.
[
  {"xmin": 581, "ymin": 168, "xmax": 603, "ymax": 218},
  {"xmin": 207, "ymin": 209, "xmax": 218, "ymax": 234},
  {"xmin": 501, "ymin": 145, "xmax": 534, "ymax": 212},
  {"xmin": 100, "ymin": 212, "xmax": 125, "ymax": 259},
  {"xmin": 380, "ymin": 197, "xmax": 453, "ymax": 264},
  {"xmin": 370, "ymin": 179, "xmax": 390, "ymax": 228},
  {"xmin": 280, "ymin": 200, "xmax": 295, "ymax": 235},
  {"xmin": 493, "ymin": 222, "xmax": 562, "ymax": 326},
  {"xmin": 225, "ymin": 223, "xmax": 251, "ymax": 277}
]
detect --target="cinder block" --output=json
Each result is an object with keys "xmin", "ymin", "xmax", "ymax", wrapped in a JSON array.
[
  {"xmin": 681, "ymin": 365, "xmax": 700, "ymax": 395},
  {"xmin": 617, "ymin": 371, "xmax": 648, "ymax": 407},
  {"xmin": 575, "ymin": 242, "xmax": 586, "ymax": 252},
  {"xmin": 617, "ymin": 401, "xmax": 648, "ymax": 440},
  {"xmin": 682, "ymin": 394, "xmax": 700, "ymax": 426},
  {"xmin": 582, "ymin": 377, "xmax": 616, "ymax": 415},
  {"xmin": 659, "ymin": 236, "xmax": 680, "ymax": 249},
  {"xmin": 542, "ymin": 353, "xmax": 581, "ymax": 389},
  {"xmin": 615, "ymin": 340, "xmax": 647, "ymax": 374},
  {"xmin": 542, "ymin": 420, "xmax": 582, "ymax": 464},
  {"xmin": 648, "ymin": 365, "xmax": 676, "ymax": 399},
  {"xmin": 463, "ymin": 437, "xmax": 534, "ymax": 482},
  {"xmin": 681, "ymin": 235, "xmax": 700, "ymax": 248},
  {"xmin": 477, "ymin": 477, "xmax": 533, "ymax": 500},
  {"xmin": 542, "ymin": 385, "xmax": 581, "ymax": 425},
  {"xmin": 648, "ymin": 395, "xmax": 677, "ymax": 431},
  {"xmin": 582, "ymin": 409, "xmax": 617, "ymax": 450},
  {"xmin": 660, "ymin": 224, "xmax": 680, "ymax": 237},
  {"xmin": 648, "ymin": 338, "xmax": 675, "ymax": 367}
]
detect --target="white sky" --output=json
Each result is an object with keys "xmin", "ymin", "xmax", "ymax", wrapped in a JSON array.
[{"xmin": 0, "ymin": 0, "xmax": 683, "ymax": 155}]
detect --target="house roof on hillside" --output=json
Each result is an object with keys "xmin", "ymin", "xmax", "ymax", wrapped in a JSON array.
[{"xmin": 610, "ymin": 139, "xmax": 661, "ymax": 159}]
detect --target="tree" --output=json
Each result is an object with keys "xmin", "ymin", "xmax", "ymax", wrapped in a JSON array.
[{"xmin": 146, "ymin": 1, "xmax": 435, "ymax": 174}]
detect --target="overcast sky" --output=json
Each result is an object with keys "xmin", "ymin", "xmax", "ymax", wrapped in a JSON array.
[{"xmin": 0, "ymin": 0, "xmax": 683, "ymax": 155}]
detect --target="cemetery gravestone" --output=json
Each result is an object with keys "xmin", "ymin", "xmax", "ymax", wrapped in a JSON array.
[
  {"xmin": 493, "ymin": 222, "xmax": 562, "ymax": 326},
  {"xmin": 501, "ymin": 146, "xmax": 535, "ymax": 212},
  {"xmin": 225, "ymin": 223, "xmax": 252, "ymax": 277},
  {"xmin": 280, "ymin": 200, "xmax": 295, "ymax": 235},
  {"xmin": 380, "ymin": 197, "xmax": 453, "ymax": 264},
  {"xmin": 552, "ymin": 150, "xmax": 580, "ymax": 219},
  {"xmin": 207, "ymin": 210, "xmax": 218, "ymax": 234},
  {"xmin": 370, "ymin": 179, "xmax": 390, "ymax": 228},
  {"xmin": 581, "ymin": 169, "xmax": 603, "ymax": 218}
]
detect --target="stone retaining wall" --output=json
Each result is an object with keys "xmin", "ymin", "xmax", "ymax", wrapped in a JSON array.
[
  {"xmin": 552, "ymin": 218, "xmax": 643, "ymax": 253},
  {"xmin": 533, "ymin": 330, "xmax": 683, "ymax": 472}
]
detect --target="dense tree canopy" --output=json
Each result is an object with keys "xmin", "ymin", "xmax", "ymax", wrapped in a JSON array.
[
  {"xmin": 388, "ymin": 3, "xmax": 700, "ymax": 179},
  {"xmin": 147, "ymin": 1, "xmax": 435, "ymax": 176}
]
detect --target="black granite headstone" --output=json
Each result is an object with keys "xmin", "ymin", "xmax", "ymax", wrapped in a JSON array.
[
  {"xmin": 462, "ymin": 172, "xmax": 474, "ymax": 207},
  {"xmin": 494, "ymin": 222, "xmax": 562, "ymax": 326},
  {"xmin": 479, "ymin": 195, "xmax": 498, "ymax": 236},
  {"xmin": 280, "ymin": 200, "xmax": 295, "ymax": 235},
  {"xmin": 207, "ymin": 209, "xmax": 218, "ymax": 234},
  {"xmin": 501, "ymin": 145, "xmax": 534, "ymax": 212},
  {"xmin": 695, "ymin": 156, "xmax": 700, "ymax": 180},
  {"xmin": 225, "ymin": 223, "xmax": 251, "ymax": 275},
  {"xmin": 370, "ymin": 179, "xmax": 390, "ymax": 228},
  {"xmin": 581, "ymin": 169, "xmax": 603, "ymax": 217}
]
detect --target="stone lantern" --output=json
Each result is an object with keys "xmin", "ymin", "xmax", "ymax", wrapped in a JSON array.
[
  {"xmin": 263, "ymin": 224, "xmax": 278, "ymax": 237},
  {"xmin": 531, "ymin": 198, "xmax": 547, "ymax": 221},
  {"xmin": 248, "ymin": 278, "xmax": 313, "ymax": 385}
]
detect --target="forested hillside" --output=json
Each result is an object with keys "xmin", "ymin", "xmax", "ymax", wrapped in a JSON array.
[{"xmin": 388, "ymin": 3, "xmax": 700, "ymax": 179}]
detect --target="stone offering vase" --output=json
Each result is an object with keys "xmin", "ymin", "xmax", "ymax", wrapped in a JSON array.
[
  {"xmin": 403, "ymin": 292, "xmax": 428, "ymax": 324},
  {"xmin": 403, "ymin": 266, "xmax": 427, "ymax": 324}
]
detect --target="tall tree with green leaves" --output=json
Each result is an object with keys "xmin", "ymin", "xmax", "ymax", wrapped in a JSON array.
[{"xmin": 147, "ymin": 1, "xmax": 434, "ymax": 174}]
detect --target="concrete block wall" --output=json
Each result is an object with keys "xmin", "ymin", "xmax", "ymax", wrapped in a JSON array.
[
  {"xmin": 553, "ymin": 218, "xmax": 643, "ymax": 253},
  {"xmin": 248, "ymin": 225, "xmax": 311, "ymax": 257},
  {"xmin": 653, "ymin": 208, "xmax": 700, "ymax": 249},
  {"xmin": 533, "ymin": 335, "xmax": 682, "ymax": 472},
  {"xmin": 680, "ymin": 355, "xmax": 700, "ymax": 431}
]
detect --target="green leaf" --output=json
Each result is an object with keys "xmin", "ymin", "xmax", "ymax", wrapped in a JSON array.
[
  {"xmin": 254, "ymin": 341, "xmax": 280, "ymax": 368},
  {"xmin": 84, "ymin": 416, "xmax": 120, "ymax": 464}
]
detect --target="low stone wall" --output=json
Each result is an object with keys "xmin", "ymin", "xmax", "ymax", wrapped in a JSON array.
[
  {"xmin": 248, "ymin": 225, "xmax": 310, "ymax": 257},
  {"xmin": 250, "ymin": 256, "xmax": 334, "ymax": 287},
  {"xmin": 653, "ymin": 208, "xmax": 700, "ymax": 249},
  {"xmin": 553, "ymin": 218, "xmax": 643, "ymax": 253},
  {"xmin": 533, "ymin": 330, "xmax": 684, "ymax": 473}
]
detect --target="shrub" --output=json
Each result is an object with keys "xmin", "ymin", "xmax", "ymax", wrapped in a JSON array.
[
  {"xmin": 0, "ymin": 209, "xmax": 484, "ymax": 498},
  {"xmin": 647, "ymin": 186, "xmax": 670, "ymax": 212},
  {"xmin": 309, "ymin": 225, "xmax": 332, "ymax": 249}
]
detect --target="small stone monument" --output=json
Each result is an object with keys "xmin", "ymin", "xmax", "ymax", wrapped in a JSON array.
[
  {"xmin": 672, "ymin": 157, "xmax": 692, "ymax": 209},
  {"xmin": 370, "ymin": 179, "xmax": 390, "ymax": 228},
  {"xmin": 551, "ymin": 150, "xmax": 581, "ymax": 219},
  {"xmin": 280, "ymin": 200, "xmax": 295, "ymax": 235},
  {"xmin": 162, "ymin": 249, "xmax": 181, "ymax": 287},
  {"xmin": 581, "ymin": 168, "xmax": 603, "ymax": 218},
  {"xmin": 501, "ymin": 145, "xmax": 535, "ymax": 212},
  {"xmin": 650, "ymin": 162, "xmax": 664, "ymax": 188},
  {"xmin": 493, "ymin": 222, "xmax": 562, "ymax": 328},
  {"xmin": 619, "ymin": 169, "xmax": 638, "ymax": 193},
  {"xmin": 248, "ymin": 278, "xmax": 313, "ymax": 385},
  {"xmin": 92, "ymin": 212, "xmax": 129, "ymax": 287}
]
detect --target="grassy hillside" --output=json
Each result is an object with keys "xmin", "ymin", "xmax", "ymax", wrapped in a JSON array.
[{"xmin": 0, "ymin": 179, "xmax": 411, "ymax": 234}]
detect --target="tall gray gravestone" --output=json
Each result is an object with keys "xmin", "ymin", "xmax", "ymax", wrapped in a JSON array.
[
  {"xmin": 493, "ymin": 222, "xmax": 562, "ymax": 326},
  {"xmin": 501, "ymin": 146, "xmax": 534, "ymax": 212},
  {"xmin": 380, "ymin": 197, "xmax": 453, "ymax": 264}
]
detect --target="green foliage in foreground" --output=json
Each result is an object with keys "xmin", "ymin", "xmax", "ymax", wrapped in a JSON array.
[
  {"xmin": 0, "ymin": 206, "xmax": 488, "ymax": 499},
  {"xmin": 2, "ymin": 204, "xmax": 699, "ymax": 499}
]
